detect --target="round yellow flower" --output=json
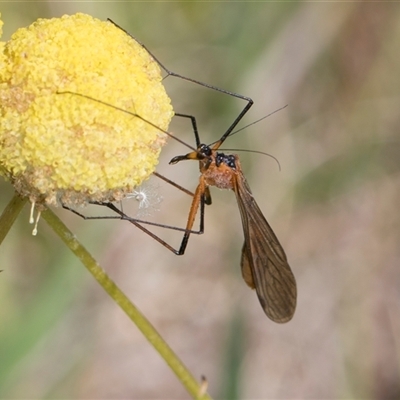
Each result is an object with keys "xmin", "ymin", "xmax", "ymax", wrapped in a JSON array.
[{"xmin": 0, "ymin": 13, "xmax": 173, "ymax": 206}]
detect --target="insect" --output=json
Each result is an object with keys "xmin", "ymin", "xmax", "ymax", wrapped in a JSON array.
[
  {"xmin": 63, "ymin": 20, "xmax": 297, "ymax": 322},
  {"xmin": 169, "ymin": 123, "xmax": 296, "ymax": 323}
]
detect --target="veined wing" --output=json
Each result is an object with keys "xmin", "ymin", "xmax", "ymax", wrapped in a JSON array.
[{"xmin": 233, "ymin": 171, "xmax": 297, "ymax": 323}]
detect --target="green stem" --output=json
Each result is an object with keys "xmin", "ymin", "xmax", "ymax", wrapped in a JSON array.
[
  {"xmin": 0, "ymin": 193, "xmax": 27, "ymax": 246},
  {"xmin": 41, "ymin": 207, "xmax": 212, "ymax": 400}
]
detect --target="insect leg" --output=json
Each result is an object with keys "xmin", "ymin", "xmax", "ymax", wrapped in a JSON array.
[{"xmin": 108, "ymin": 19, "xmax": 254, "ymax": 144}]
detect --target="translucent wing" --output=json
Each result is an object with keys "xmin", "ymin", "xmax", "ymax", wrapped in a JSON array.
[{"xmin": 234, "ymin": 171, "xmax": 297, "ymax": 323}]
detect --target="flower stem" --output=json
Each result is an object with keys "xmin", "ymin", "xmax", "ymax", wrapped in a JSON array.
[
  {"xmin": 0, "ymin": 193, "xmax": 27, "ymax": 246},
  {"xmin": 41, "ymin": 207, "xmax": 212, "ymax": 400}
]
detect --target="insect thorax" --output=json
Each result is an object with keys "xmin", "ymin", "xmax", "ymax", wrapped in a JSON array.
[{"xmin": 202, "ymin": 152, "xmax": 238, "ymax": 190}]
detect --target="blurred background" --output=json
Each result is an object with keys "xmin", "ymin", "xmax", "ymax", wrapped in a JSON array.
[{"xmin": 0, "ymin": 2, "xmax": 399, "ymax": 399}]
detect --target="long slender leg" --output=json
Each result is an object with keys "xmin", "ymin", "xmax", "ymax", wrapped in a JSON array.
[
  {"xmin": 176, "ymin": 176, "xmax": 206, "ymax": 255},
  {"xmin": 62, "ymin": 166, "xmax": 206, "ymax": 255},
  {"xmin": 63, "ymin": 197, "xmax": 205, "ymax": 256},
  {"xmin": 153, "ymin": 172, "xmax": 194, "ymax": 197},
  {"xmin": 174, "ymin": 113, "xmax": 201, "ymax": 147},
  {"xmin": 107, "ymin": 19, "xmax": 254, "ymax": 144},
  {"xmin": 57, "ymin": 91, "xmax": 196, "ymax": 152},
  {"xmin": 165, "ymin": 114, "xmax": 212, "ymax": 205},
  {"xmin": 63, "ymin": 203, "xmax": 194, "ymax": 233}
]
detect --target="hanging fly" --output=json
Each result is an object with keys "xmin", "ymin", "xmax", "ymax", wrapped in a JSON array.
[
  {"xmin": 60, "ymin": 19, "xmax": 297, "ymax": 322},
  {"xmin": 169, "ymin": 127, "xmax": 296, "ymax": 323}
]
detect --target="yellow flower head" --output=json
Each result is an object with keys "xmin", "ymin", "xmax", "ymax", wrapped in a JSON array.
[{"xmin": 0, "ymin": 13, "xmax": 173, "ymax": 207}]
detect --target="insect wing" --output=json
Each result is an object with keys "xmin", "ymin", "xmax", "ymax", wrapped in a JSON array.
[
  {"xmin": 234, "ymin": 172, "xmax": 297, "ymax": 323},
  {"xmin": 240, "ymin": 241, "xmax": 256, "ymax": 289}
]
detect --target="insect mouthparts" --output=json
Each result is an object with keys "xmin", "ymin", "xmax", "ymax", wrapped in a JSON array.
[{"xmin": 169, "ymin": 154, "xmax": 187, "ymax": 164}]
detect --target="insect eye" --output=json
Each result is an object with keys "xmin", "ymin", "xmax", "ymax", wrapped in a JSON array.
[
  {"xmin": 215, "ymin": 153, "xmax": 224, "ymax": 167},
  {"xmin": 226, "ymin": 155, "xmax": 236, "ymax": 169}
]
